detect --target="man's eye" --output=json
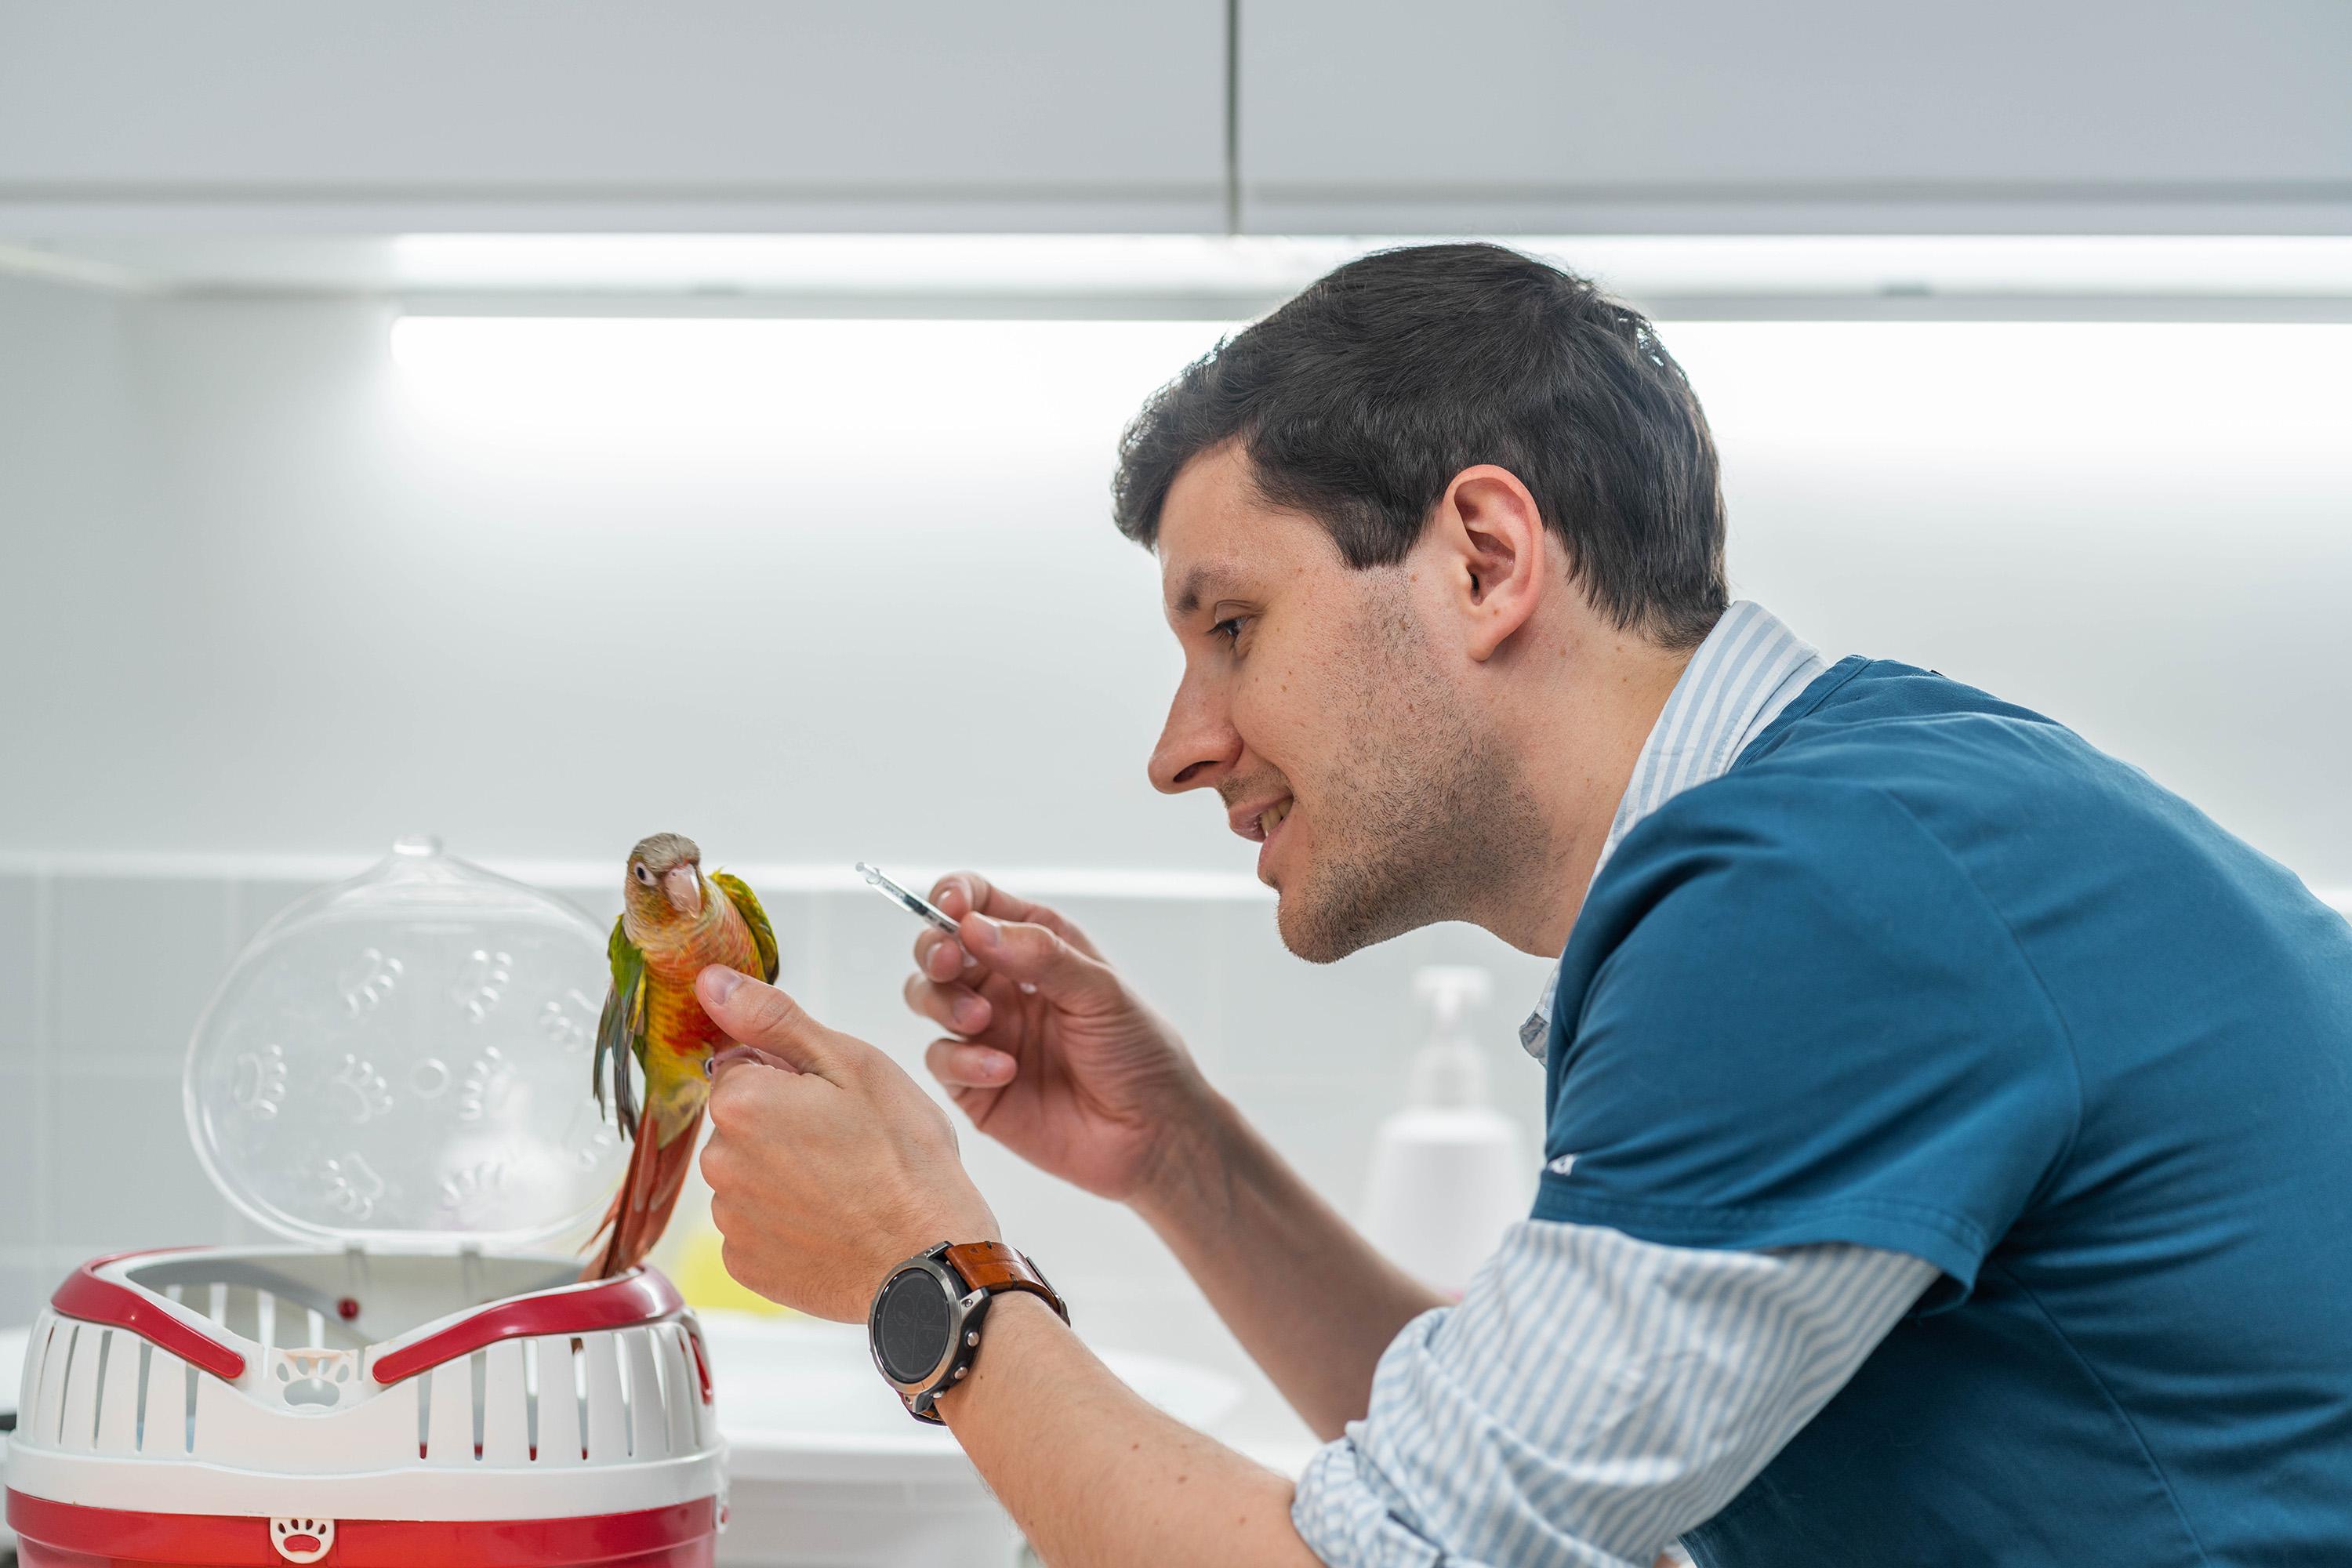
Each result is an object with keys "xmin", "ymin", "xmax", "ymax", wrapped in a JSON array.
[{"xmin": 1211, "ymin": 616, "xmax": 1249, "ymax": 646}]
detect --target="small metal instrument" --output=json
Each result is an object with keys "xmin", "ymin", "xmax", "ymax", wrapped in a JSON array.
[{"xmin": 855, "ymin": 862, "xmax": 958, "ymax": 934}]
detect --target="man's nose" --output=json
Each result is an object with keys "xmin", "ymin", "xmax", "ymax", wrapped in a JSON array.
[{"xmin": 1149, "ymin": 678, "xmax": 1241, "ymax": 795}]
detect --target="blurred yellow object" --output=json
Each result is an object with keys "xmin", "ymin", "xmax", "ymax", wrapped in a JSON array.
[{"xmin": 673, "ymin": 1221, "xmax": 798, "ymax": 1317}]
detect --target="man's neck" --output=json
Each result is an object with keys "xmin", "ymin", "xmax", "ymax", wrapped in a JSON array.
[{"xmin": 1481, "ymin": 621, "xmax": 1693, "ymax": 957}]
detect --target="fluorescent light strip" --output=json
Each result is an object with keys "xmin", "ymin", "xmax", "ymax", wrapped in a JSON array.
[
  {"xmin": 388, "ymin": 314, "xmax": 2352, "ymax": 467},
  {"xmin": 387, "ymin": 314, "xmax": 1243, "ymax": 458}
]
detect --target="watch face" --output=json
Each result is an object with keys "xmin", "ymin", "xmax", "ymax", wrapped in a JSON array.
[{"xmin": 874, "ymin": 1267, "xmax": 953, "ymax": 1385}]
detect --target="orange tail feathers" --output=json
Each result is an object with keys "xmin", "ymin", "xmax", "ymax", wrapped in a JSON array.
[{"xmin": 583, "ymin": 1103, "xmax": 703, "ymax": 1281}]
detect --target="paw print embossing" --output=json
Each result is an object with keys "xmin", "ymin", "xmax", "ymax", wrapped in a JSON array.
[
  {"xmin": 563, "ymin": 1097, "xmax": 624, "ymax": 1167},
  {"xmin": 452, "ymin": 947, "xmax": 514, "ymax": 1022},
  {"xmin": 333, "ymin": 1054, "xmax": 393, "ymax": 1123},
  {"xmin": 336, "ymin": 947, "xmax": 404, "ymax": 1016},
  {"xmin": 439, "ymin": 1157, "xmax": 507, "ymax": 1214},
  {"xmin": 270, "ymin": 1517, "xmax": 334, "ymax": 1563},
  {"xmin": 232, "ymin": 1044, "xmax": 289, "ymax": 1119},
  {"xmin": 539, "ymin": 988, "xmax": 597, "ymax": 1052},
  {"xmin": 457, "ymin": 1046, "xmax": 512, "ymax": 1123},
  {"xmin": 320, "ymin": 1152, "xmax": 387, "ymax": 1219}
]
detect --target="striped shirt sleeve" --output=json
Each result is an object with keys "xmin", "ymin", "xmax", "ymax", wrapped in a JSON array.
[{"xmin": 1291, "ymin": 1221, "xmax": 1936, "ymax": 1567}]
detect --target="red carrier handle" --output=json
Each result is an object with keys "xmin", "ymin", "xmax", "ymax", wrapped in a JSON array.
[
  {"xmin": 51, "ymin": 1252, "xmax": 248, "ymax": 1382},
  {"xmin": 371, "ymin": 1268, "xmax": 687, "ymax": 1385},
  {"xmin": 49, "ymin": 1254, "xmax": 694, "ymax": 1393}
]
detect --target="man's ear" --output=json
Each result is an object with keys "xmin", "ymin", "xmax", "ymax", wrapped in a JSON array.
[{"xmin": 1434, "ymin": 464, "xmax": 1548, "ymax": 662}]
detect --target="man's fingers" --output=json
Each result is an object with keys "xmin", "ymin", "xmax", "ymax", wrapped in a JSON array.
[
  {"xmin": 958, "ymin": 913, "xmax": 1117, "ymax": 1001},
  {"xmin": 706, "ymin": 1044, "xmax": 797, "ymax": 1079},
  {"xmin": 902, "ymin": 972, "xmax": 993, "ymax": 1036},
  {"xmin": 931, "ymin": 870, "xmax": 1037, "ymax": 924},
  {"xmin": 703, "ymin": 1053, "xmax": 820, "ymax": 1142},
  {"xmin": 932, "ymin": 872, "xmax": 1102, "ymax": 961},
  {"xmin": 696, "ymin": 967, "xmax": 844, "ymax": 1077},
  {"xmin": 915, "ymin": 927, "xmax": 980, "ymax": 982},
  {"xmin": 924, "ymin": 1036, "xmax": 1016, "ymax": 1091}
]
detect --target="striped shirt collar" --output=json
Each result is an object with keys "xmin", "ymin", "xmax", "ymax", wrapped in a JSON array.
[{"xmin": 1519, "ymin": 601, "xmax": 1828, "ymax": 1059}]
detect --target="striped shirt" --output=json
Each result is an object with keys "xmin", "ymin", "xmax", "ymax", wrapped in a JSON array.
[
  {"xmin": 1292, "ymin": 602, "xmax": 1940, "ymax": 1567},
  {"xmin": 1520, "ymin": 600, "xmax": 1833, "ymax": 1060}
]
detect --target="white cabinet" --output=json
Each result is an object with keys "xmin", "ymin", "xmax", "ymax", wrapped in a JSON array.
[
  {"xmin": 1239, "ymin": 0, "xmax": 2352, "ymax": 234},
  {"xmin": 4, "ymin": 0, "xmax": 2342, "ymax": 243},
  {"xmin": 0, "ymin": 1, "xmax": 1227, "ymax": 233}
]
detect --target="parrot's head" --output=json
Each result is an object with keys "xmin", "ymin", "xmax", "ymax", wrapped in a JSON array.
[{"xmin": 623, "ymin": 832, "xmax": 706, "ymax": 932}]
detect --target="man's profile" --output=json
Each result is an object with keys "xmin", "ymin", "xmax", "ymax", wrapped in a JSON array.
[{"xmin": 696, "ymin": 242, "xmax": 2352, "ymax": 1567}]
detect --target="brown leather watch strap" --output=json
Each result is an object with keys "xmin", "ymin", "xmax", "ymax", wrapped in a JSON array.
[{"xmin": 940, "ymin": 1241, "xmax": 1070, "ymax": 1324}]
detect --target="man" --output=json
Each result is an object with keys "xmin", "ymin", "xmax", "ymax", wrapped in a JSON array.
[{"xmin": 696, "ymin": 244, "xmax": 2352, "ymax": 1566}]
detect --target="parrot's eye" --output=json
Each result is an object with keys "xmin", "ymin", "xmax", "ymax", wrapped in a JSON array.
[{"xmin": 633, "ymin": 864, "xmax": 653, "ymax": 884}]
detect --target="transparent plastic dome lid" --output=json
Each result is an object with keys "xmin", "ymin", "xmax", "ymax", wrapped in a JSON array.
[{"xmin": 186, "ymin": 836, "xmax": 626, "ymax": 1249}]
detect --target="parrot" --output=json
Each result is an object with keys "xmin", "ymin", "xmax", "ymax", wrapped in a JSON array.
[{"xmin": 583, "ymin": 832, "xmax": 778, "ymax": 1281}]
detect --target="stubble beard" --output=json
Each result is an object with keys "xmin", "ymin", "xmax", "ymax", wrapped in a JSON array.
[{"xmin": 1275, "ymin": 590, "xmax": 1541, "ymax": 964}]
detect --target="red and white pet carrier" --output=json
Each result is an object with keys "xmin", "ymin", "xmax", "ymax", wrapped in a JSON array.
[{"xmin": 6, "ymin": 840, "xmax": 725, "ymax": 1566}]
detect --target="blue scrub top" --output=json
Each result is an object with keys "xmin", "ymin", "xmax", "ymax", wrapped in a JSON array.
[{"xmin": 1534, "ymin": 657, "xmax": 2352, "ymax": 1566}]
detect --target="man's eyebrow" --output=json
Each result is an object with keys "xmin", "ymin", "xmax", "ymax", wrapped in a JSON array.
[{"xmin": 1170, "ymin": 564, "xmax": 1245, "ymax": 619}]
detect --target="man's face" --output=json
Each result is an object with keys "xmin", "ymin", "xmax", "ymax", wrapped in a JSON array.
[{"xmin": 1148, "ymin": 445, "xmax": 1528, "ymax": 962}]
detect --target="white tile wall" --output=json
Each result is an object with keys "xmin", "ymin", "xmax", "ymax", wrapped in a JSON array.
[
  {"xmin": 0, "ymin": 859, "xmax": 1555, "ymax": 1449},
  {"xmin": 50, "ymin": 1073, "xmax": 229, "ymax": 1250},
  {"xmin": 0, "ymin": 873, "xmax": 37, "ymax": 1060},
  {"xmin": 55, "ymin": 876, "xmax": 240, "ymax": 1081},
  {"xmin": 0, "ymin": 1068, "xmax": 42, "ymax": 1248}
]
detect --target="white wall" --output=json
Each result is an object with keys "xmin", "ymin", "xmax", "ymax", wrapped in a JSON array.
[
  {"xmin": 1689, "ymin": 319, "xmax": 2352, "ymax": 886},
  {"xmin": 1, "ymin": 290, "xmax": 1225, "ymax": 871},
  {"xmin": 5, "ymin": 280, "xmax": 2347, "ymax": 882},
  {"xmin": 3, "ymin": 272, "xmax": 2350, "ymax": 1447}
]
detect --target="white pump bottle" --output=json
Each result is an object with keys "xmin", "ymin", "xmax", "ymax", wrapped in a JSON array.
[{"xmin": 1359, "ymin": 965, "xmax": 1528, "ymax": 1297}]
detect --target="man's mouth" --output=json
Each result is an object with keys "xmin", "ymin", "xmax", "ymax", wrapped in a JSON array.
[{"xmin": 1230, "ymin": 796, "xmax": 1294, "ymax": 842}]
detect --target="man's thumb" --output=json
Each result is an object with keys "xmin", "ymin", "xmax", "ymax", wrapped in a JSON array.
[{"xmin": 697, "ymin": 967, "xmax": 840, "ymax": 1076}]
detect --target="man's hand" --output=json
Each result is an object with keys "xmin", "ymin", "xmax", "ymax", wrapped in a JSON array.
[
  {"xmin": 902, "ymin": 873, "xmax": 1216, "ymax": 1205},
  {"xmin": 695, "ymin": 966, "xmax": 999, "ymax": 1322}
]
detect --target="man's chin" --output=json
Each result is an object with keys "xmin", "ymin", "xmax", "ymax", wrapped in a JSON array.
[
  {"xmin": 1272, "ymin": 893, "xmax": 1346, "ymax": 964},
  {"xmin": 1274, "ymin": 870, "xmax": 1433, "ymax": 965}
]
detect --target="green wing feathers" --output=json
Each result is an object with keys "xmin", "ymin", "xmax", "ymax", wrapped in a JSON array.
[
  {"xmin": 591, "ymin": 877, "xmax": 768, "ymax": 1151},
  {"xmin": 713, "ymin": 871, "xmax": 780, "ymax": 983},
  {"xmin": 593, "ymin": 916, "xmax": 648, "ymax": 1142}
]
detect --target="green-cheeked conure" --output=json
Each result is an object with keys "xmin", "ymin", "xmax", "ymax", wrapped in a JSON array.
[{"xmin": 584, "ymin": 832, "xmax": 777, "ymax": 1280}]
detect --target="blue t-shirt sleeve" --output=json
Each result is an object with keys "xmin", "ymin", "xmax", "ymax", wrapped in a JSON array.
[{"xmin": 1536, "ymin": 774, "xmax": 2079, "ymax": 1311}]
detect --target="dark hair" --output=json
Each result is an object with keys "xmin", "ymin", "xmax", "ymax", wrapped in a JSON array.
[{"xmin": 1112, "ymin": 242, "xmax": 1728, "ymax": 649}]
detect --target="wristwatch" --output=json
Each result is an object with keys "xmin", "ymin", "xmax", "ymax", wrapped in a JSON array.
[{"xmin": 868, "ymin": 1240, "xmax": 1070, "ymax": 1424}]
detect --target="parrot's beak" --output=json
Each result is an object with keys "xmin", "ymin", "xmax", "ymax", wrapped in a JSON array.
[{"xmin": 662, "ymin": 865, "xmax": 704, "ymax": 916}]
